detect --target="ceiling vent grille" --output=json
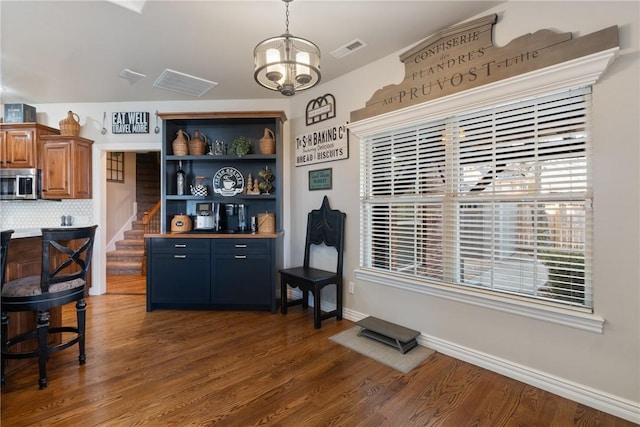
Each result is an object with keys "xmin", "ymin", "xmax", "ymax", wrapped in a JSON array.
[
  {"xmin": 153, "ymin": 69, "xmax": 218, "ymax": 97},
  {"xmin": 119, "ymin": 68, "xmax": 146, "ymax": 84},
  {"xmin": 330, "ymin": 38, "xmax": 367, "ymax": 59}
]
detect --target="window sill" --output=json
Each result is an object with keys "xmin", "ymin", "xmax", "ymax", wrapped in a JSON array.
[{"xmin": 354, "ymin": 269, "xmax": 605, "ymax": 333}]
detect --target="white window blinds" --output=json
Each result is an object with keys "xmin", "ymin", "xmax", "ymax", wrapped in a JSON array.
[{"xmin": 360, "ymin": 87, "xmax": 592, "ymax": 310}]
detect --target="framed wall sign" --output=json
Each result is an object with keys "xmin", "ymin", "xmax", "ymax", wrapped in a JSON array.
[
  {"xmin": 309, "ymin": 168, "xmax": 332, "ymax": 191},
  {"xmin": 112, "ymin": 111, "xmax": 150, "ymax": 134},
  {"xmin": 295, "ymin": 122, "xmax": 349, "ymax": 166}
]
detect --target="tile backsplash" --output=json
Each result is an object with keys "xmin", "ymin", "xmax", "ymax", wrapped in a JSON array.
[{"xmin": 0, "ymin": 199, "xmax": 94, "ymax": 229}]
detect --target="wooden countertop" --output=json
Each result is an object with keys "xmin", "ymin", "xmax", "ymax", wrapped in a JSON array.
[{"xmin": 145, "ymin": 230, "xmax": 283, "ymax": 239}]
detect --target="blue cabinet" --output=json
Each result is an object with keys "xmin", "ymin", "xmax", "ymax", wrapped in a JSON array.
[
  {"xmin": 146, "ymin": 238, "xmax": 211, "ymax": 310},
  {"xmin": 146, "ymin": 236, "xmax": 278, "ymax": 312},
  {"xmin": 212, "ymin": 238, "xmax": 275, "ymax": 312}
]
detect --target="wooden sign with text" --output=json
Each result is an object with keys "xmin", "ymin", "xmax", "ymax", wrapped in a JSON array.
[{"xmin": 350, "ymin": 14, "xmax": 618, "ymax": 122}]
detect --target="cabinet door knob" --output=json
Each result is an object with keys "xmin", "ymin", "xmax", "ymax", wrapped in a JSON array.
[
  {"xmin": 234, "ymin": 255, "xmax": 247, "ymax": 259},
  {"xmin": 174, "ymin": 254, "xmax": 187, "ymax": 259},
  {"xmin": 174, "ymin": 244, "xmax": 187, "ymax": 248},
  {"xmin": 235, "ymin": 244, "xmax": 247, "ymax": 248}
]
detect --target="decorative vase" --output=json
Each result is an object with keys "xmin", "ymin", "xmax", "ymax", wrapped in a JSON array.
[
  {"xmin": 188, "ymin": 130, "xmax": 206, "ymax": 155},
  {"xmin": 258, "ymin": 128, "xmax": 276, "ymax": 154},
  {"xmin": 172, "ymin": 129, "xmax": 190, "ymax": 155},
  {"xmin": 59, "ymin": 111, "xmax": 80, "ymax": 136}
]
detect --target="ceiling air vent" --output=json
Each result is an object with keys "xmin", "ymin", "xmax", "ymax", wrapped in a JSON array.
[
  {"xmin": 119, "ymin": 68, "xmax": 146, "ymax": 84},
  {"xmin": 330, "ymin": 38, "xmax": 367, "ymax": 59},
  {"xmin": 153, "ymin": 69, "xmax": 218, "ymax": 97}
]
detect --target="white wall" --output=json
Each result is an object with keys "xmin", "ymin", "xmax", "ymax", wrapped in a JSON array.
[{"xmin": 286, "ymin": 1, "xmax": 639, "ymax": 422}]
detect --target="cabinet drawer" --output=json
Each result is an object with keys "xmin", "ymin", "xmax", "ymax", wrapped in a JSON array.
[
  {"xmin": 150, "ymin": 238, "xmax": 210, "ymax": 253},
  {"xmin": 214, "ymin": 238, "xmax": 269, "ymax": 253}
]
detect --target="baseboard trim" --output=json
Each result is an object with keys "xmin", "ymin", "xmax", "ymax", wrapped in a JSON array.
[{"xmin": 340, "ymin": 308, "xmax": 639, "ymax": 424}]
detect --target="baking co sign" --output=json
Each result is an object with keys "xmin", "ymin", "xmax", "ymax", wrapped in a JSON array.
[{"xmin": 295, "ymin": 123, "xmax": 349, "ymax": 166}]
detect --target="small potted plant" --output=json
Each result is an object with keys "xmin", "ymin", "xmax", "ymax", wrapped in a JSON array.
[{"xmin": 230, "ymin": 136, "xmax": 251, "ymax": 157}]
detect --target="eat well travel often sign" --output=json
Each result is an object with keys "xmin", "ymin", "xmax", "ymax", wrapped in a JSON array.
[{"xmin": 350, "ymin": 14, "xmax": 618, "ymax": 122}]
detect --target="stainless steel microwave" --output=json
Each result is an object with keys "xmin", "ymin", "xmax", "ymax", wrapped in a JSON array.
[{"xmin": 0, "ymin": 168, "xmax": 40, "ymax": 200}]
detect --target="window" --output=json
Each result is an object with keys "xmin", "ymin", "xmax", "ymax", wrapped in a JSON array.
[
  {"xmin": 107, "ymin": 152, "xmax": 125, "ymax": 183},
  {"xmin": 360, "ymin": 87, "xmax": 592, "ymax": 310}
]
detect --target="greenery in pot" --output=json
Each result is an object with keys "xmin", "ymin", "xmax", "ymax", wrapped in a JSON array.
[{"xmin": 230, "ymin": 136, "xmax": 251, "ymax": 157}]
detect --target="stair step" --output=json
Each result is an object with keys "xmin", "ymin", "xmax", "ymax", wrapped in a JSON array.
[
  {"xmin": 124, "ymin": 229, "xmax": 144, "ymax": 239},
  {"xmin": 106, "ymin": 261, "xmax": 143, "ymax": 275},
  {"xmin": 115, "ymin": 239, "xmax": 144, "ymax": 250},
  {"xmin": 107, "ymin": 249, "xmax": 144, "ymax": 262}
]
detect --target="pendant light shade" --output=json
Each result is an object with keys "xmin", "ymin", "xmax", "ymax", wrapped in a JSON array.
[{"xmin": 254, "ymin": 0, "xmax": 321, "ymax": 96}]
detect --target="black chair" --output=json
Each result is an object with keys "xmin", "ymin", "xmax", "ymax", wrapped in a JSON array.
[
  {"xmin": 1, "ymin": 225, "xmax": 97, "ymax": 389},
  {"xmin": 280, "ymin": 196, "xmax": 346, "ymax": 328}
]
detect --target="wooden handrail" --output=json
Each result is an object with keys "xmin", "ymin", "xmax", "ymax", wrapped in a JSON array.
[
  {"xmin": 142, "ymin": 201, "xmax": 161, "ymax": 235},
  {"xmin": 141, "ymin": 200, "xmax": 161, "ymax": 276}
]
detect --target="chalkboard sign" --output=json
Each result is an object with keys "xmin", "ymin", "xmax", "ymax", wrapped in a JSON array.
[{"xmin": 309, "ymin": 168, "xmax": 332, "ymax": 191}]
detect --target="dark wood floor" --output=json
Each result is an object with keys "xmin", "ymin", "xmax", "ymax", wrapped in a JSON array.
[{"xmin": 0, "ymin": 275, "xmax": 635, "ymax": 426}]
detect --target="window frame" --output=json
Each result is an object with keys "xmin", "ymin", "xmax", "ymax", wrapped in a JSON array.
[{"xmin": 349, "ymin": 49, "xmax": 617, "ymax": 333}]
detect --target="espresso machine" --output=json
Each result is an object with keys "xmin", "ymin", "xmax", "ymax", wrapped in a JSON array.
[{"xmin": 194, "ymin": 202, "xmax": 220, "ymax": 231}]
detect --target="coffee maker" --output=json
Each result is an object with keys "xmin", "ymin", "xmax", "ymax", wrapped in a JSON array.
[
  {"xmin": 223, "ymin": 203, "xmax": 248, "ymax": 232},
  {"xmin": 194, "ymin": 202, "xmax": 220, "ymax": 230}
]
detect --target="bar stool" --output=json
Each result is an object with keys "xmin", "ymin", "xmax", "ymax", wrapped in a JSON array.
[{"xmin": 1, "ymin": 225, "xmax": 97, "ymax": 389}]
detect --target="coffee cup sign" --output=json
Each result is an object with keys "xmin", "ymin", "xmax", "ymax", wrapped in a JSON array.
[{"xmin": 213, "ymin": 167, "xmax": 244, "ymax": 196}]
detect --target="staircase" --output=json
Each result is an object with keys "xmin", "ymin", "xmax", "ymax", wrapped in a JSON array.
[
  {"xmin": 106, "ymin": 221, "xmax": 145, "ymax": 275},
  {"xmin": 106, "ymin": 152, "xmax": 160, "ymax": 276}
]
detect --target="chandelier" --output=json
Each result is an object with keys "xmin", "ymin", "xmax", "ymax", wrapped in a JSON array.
[{"xmin": 254, "ymin": 0, "xmax": 321, "ymax": 96}]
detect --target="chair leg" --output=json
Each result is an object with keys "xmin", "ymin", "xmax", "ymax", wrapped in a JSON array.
[
  {"xmin": 37, "ymin": 310, "xmax": 50, "ymax": 389},
  {"xmin": 313, "ymin": 288, "xmax": 322, "ymax": 329},
  {"xmin": 280, "ymin": 277, "xmax": 288, "ymax": 314},
  {"xmin": 302, "ymin": 290, "xmax": 309, "ymax": 309},
  {"xmin": 1, "ymin": 311, "xmax": 8, "ymax": 385},
  {"xmin": 77, "ymin": 299, "xmax": 87, "ymax": 365},
  {"xmin": 336, "ymin": 283, "xmax": 343, "ymax": 321}
]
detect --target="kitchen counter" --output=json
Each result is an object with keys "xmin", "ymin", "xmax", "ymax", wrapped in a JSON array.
[{"xmin": 145, "ymin": 230, "xmax": 283, "ymax": 239}]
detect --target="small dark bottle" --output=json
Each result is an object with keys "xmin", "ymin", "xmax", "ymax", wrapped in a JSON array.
[{"xmin": 176, "ymin": 160, "xmax": 185, "ymax": 195}]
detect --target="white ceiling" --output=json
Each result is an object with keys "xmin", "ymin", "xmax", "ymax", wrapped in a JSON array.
[{"xmin": 0, "ymin": 0, "xmax": 503, "ymax": 105}]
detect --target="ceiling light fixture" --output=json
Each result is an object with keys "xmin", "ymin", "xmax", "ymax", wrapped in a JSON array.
[{"xmin": 253, "ymin": 0, "xmax": 320, "ymax": 96}]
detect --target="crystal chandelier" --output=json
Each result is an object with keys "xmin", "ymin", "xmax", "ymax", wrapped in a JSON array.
[{"xmin": 254, "ymin": 0, "xmax": 321, "ymax": 96}]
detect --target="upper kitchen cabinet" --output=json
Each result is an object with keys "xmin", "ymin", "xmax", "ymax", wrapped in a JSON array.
[
  {"xmin": 40, "ymin": 135, "xmax": 93, "ymax": 199},
  {"xmin": 0, "ymin": 123, "xmax": 59, "ymax": 169}
]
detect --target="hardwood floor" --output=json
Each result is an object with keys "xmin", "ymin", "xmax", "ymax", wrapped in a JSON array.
[{"xmin": 1, "ymin": 276, "xmax": 635, "ymax": 426}]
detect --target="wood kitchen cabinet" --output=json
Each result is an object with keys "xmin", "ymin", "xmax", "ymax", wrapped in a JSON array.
[
  {"xmin": 40, "ymin": 135, "xmax": 93, "ymax": 199},
  {"xmin": 0, "ymin": 123, "xmax": 59, "ymax": 168}
]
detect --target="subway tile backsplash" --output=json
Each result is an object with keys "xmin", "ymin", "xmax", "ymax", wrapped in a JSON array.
[{"xmin": 0, "ymin": 199, "xmax": 94, "ymax": 229}]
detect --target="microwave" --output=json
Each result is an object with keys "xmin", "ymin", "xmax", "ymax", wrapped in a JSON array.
[{"xmin": 0, "ymin": 168, "xmax": 41, "ymax": 200}]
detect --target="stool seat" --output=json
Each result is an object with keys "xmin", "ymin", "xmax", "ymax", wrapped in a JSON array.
[{"xmin": 1, "ymin": 225, "xmax": 97, "ymax": 389}]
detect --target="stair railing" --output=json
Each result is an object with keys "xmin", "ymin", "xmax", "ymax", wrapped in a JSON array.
[{"xmin": 141, "ymin": 201, "xmax": 161, "ymax": 275}]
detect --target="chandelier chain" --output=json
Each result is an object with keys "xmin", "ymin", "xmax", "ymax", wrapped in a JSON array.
[{"xmin": 284, "ymin": 1, "xmax": 290, "ymax": 35}]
